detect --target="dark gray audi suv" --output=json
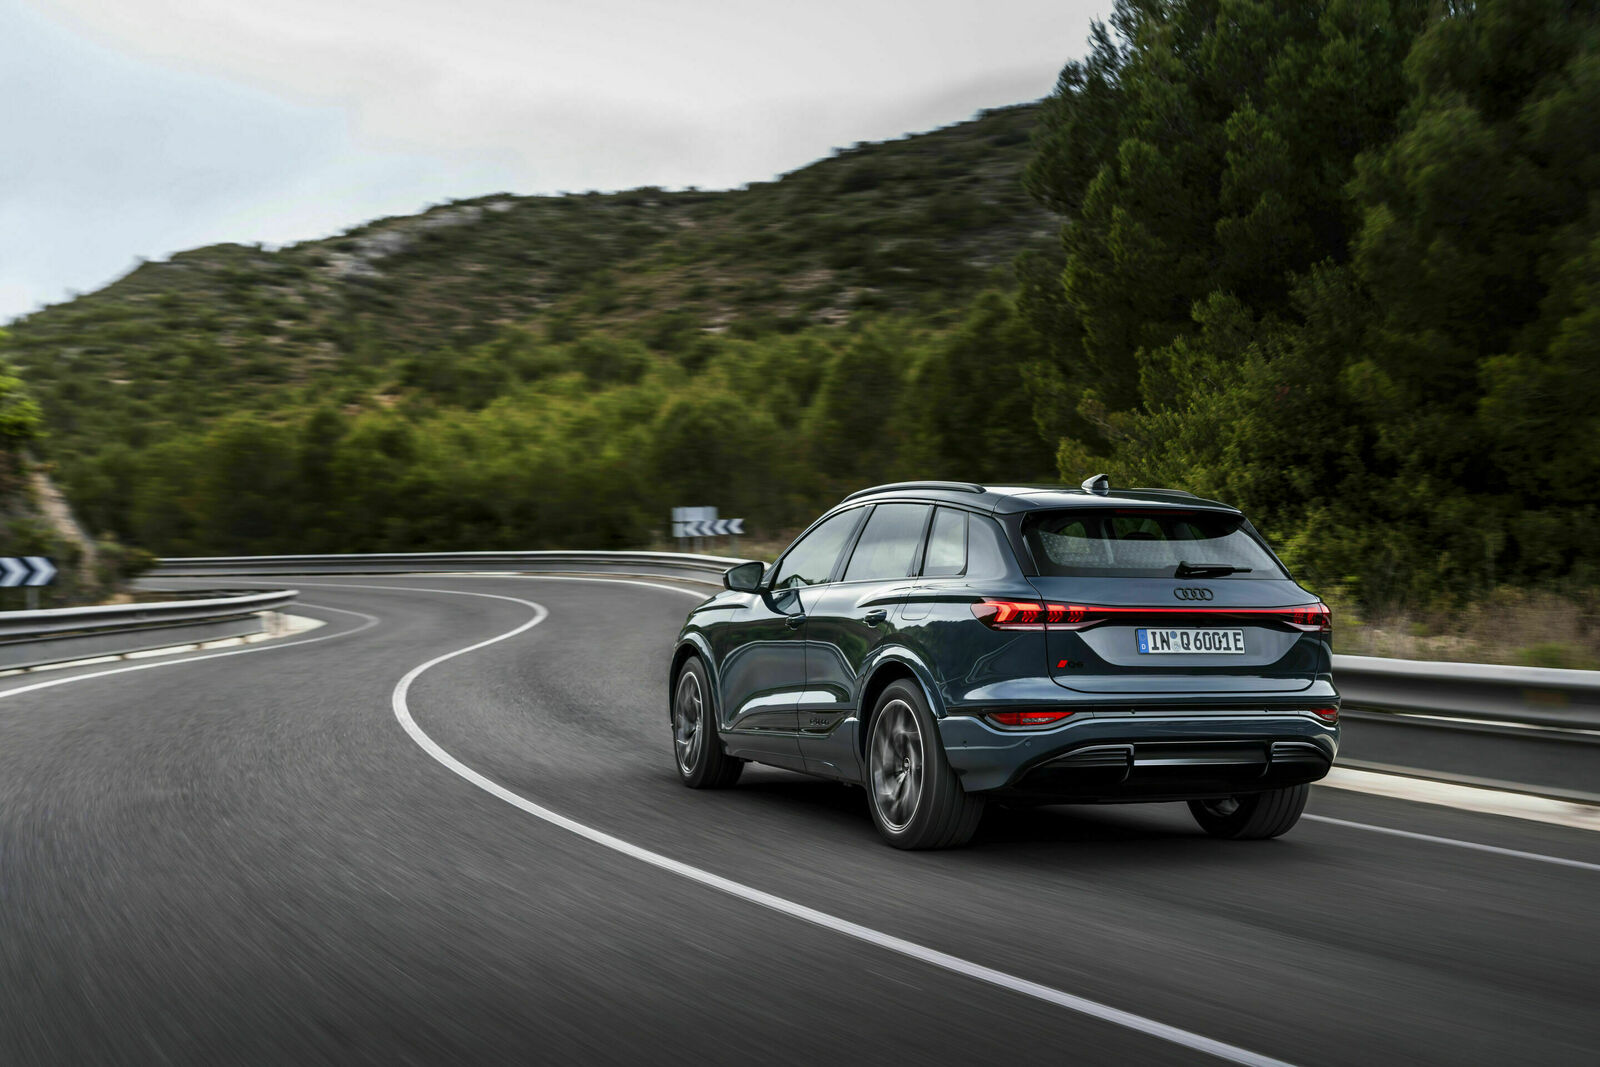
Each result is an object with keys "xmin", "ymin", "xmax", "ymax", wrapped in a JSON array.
[{"xmin": 668, "ymin": 478, "xmax": 1338, "ymax": 849}]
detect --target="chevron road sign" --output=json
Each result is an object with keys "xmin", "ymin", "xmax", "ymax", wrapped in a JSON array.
[
  {"xmin": 674, "ymin": 517, "xmax": 744, "ymax": 537},
  {"xmin": 671, "ymin": 507, "xmax": 745, "ymax": 540},
  {"xmin": 0, "ymin": 556, "xmax": 55, "ymax": 588}
]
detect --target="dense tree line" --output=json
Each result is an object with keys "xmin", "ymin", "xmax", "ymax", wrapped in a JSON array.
[
  {"xmin": 1021, "ymin": 0, "xmax": 1599, "ymax": 603},
  {"xmin": 48, "ymin": 308, "xmax": 1055, "ymax": 556}
]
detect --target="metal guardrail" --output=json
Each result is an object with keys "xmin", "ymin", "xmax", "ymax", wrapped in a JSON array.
[
  {"xmin": 147, "ymin": 553, "xmax": 1600, "ymax": 732},
  {"xmin": 1333, "ymin": 654, "xmax": 1600, "ymax": 731},
  {"xmin": 0, "ymin": 589, "xmax": 298, "ymax": 671},
  {"xmin": 151, "ymin": 551, "xmax": 744, "ymax": 583}
]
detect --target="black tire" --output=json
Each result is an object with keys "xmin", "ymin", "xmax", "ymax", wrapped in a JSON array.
[
  {"xmin": 1188, "ymin": 784, "xmax": 1309, "ymax": 840},
  {"xmin": 672, "ymin": 657, "xmax": 743, "ymax": 789},
  {"xmin": 864, "ymin": 681, "xmax": 984, "ymax": 849}
]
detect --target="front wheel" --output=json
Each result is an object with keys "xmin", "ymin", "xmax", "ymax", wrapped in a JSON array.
[
  {"xmin": 672, "ymin": 658, "xmax": 743, "ymax": 789},
  {"xmin": 1188, "ymin": 784, "xmax": 1309, "ymax": 839},
  {"xmin": 865, "ymin": 681, "xmax": 983, "ymax": 849}
]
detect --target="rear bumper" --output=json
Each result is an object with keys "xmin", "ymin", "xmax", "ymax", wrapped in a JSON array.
[{"xmin": 938, "ymin": 711, "xmax": 1338, "ymax": 799}]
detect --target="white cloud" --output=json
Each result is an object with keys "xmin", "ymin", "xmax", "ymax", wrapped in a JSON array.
[{"xmin": 4, "ymin": 0, "xmax": 1103, "ymax": 321}]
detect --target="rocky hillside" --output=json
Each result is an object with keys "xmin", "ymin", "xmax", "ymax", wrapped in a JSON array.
[{"xmin": 5, "ymin": 103, "xmax": 1051, "ymax": 449}]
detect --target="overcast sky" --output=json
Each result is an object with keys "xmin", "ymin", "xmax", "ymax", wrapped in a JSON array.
[{"xmin": 2, "ymin": 0, "xmax": 1102, "ymax": 323}]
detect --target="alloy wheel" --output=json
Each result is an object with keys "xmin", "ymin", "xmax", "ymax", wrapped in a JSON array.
[
  {"xmin": 870, "ymin": 699, "xmax": 925, "ymax": 831},
  {"xmin": 673, "ymin": 670, "xmax": 705, "ymax": 774}
]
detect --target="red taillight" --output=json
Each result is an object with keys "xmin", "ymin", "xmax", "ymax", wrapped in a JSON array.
[
  {"xmin": 972, "ymin": 600, "xmax": 1100, "ymax": 631},
  {"xmin": 1310, "ymin": 706, "xmax": 1339, "ymax": 723},
  {"xmin": 1285, "ymin": 603, "xmax": 1332, "ymax": 633},
  {"xmin": 972, "ymin": 598, "xmax": 1330, "ymax": 633},
  {"xmin": 971, "ymin": 599, "xmax": 1050, "ymax": 630},
  {"xmin": 987, "ymin": 710, "xmax": 1075, "ymax": 728}
]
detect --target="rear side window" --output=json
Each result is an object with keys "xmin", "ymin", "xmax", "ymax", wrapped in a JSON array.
[
  {"xmin": 922, "ymin": 508, "xmax": 967, "ymax": 576},
  {"xmin": 1022, "ymin": 509, "xmax": 1285, "ymax": 579},
  {"xmin": 844, "ymin": 503, "xmax": 930, "ymax": 582},
  {"xmin": 772, "ymin": 509, "xmax": 863, "ymax": 589},
  {"xmin": 966, "ymin": 514, "xmax": 1012, "ymax": 579}
]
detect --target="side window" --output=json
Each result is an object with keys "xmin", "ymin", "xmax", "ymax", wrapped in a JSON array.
[
  {"xmin": 922, "ymin": 508, "xmax": 968, "ymax": 576},
  {"xmin": 771, "ymin": 510, "xmax": 862, "ymax": 590},
  {"xmin": 843, "ymin": 503, "xmax": 931, "ymax": 582},
  {"xmin": 965, "ymin": 514, "xmax": 1012, "ymax": 579}
]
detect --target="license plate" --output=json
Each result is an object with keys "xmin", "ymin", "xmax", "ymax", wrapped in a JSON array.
[{"xmin": 1137, "ymin": 628, "xmax": 1246, "ymax": 654}]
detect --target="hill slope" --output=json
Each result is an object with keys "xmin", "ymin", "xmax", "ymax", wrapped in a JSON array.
[
  {"xmin": 0, "ymin": 103, "xmax": 1061, "ymax": 555},
  {"xmin": 6, "ymin": 104, "xmax": 1050, "ymax": 441}
]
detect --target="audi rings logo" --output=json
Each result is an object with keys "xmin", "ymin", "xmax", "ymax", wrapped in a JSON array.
[{"xmin": 1173, "ymin": 587, "xmax": 1214, "ymax": 601}]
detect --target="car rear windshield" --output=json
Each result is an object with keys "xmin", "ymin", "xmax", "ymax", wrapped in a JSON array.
[{"xmin": 1022, "ymin": 509, "xmax": 1286, "ymax": 579}]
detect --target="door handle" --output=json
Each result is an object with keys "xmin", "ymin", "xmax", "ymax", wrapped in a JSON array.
[
  {"xmin": 863, "ymin": 609, "xmax": 888, "ymax": 626},
  {"xmin": 785, "ymin": 613, "xmax": 807, "ymax": 629}
]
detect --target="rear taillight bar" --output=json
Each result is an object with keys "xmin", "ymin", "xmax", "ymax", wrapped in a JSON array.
[{"xmin": 971, "ymin": 599, "xmax": 1331, "ymax": 633}]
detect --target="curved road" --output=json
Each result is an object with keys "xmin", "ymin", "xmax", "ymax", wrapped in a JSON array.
[{"xmin": 2, "ymin": 575, "xmax": 1597, "ymax": 1065}]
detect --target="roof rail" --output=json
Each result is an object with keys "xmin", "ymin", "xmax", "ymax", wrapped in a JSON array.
[
  {"xmin": 1002, "ymin": 482, "xmax": 1203, "ymax": 500},
  {"xmin": 840, "ymin": 480, "xmax": 986, "ymax": 502}
]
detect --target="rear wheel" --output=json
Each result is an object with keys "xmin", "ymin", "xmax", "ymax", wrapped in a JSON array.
[
  {"xmin": 1188, "ymin": 784, "xmax": 1309, "ymax": 839},
  {"xmin": 865, "ymin": 681, "xmax": 983, "ymax": 849},
  {"xmin": 672, "ymin": 658, "xmax": 743, "ymax": 789}
]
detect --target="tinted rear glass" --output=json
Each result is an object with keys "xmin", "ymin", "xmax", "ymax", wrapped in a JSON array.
[{"xmin": 1022, "ymin": 509, "xmax": 1285, "ymax": 579}]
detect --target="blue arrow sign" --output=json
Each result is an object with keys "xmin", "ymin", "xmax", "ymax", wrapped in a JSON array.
[{"xmin": 0, "ymin": 558, "xmax": 25, "ymax": 588}]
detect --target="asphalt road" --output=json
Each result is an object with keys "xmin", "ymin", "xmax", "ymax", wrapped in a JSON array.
[{"xmin": 2, "ymin": 575, "xmax": 1597, "ymax": 1066}]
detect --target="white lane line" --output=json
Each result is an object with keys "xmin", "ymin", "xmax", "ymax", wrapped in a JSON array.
[
  {"xmin": 0, "ymin": 603, "xmax": 379, "ymax": 704},
  {"xmin": 376, "ymin": 581, "xmax": 1293, "ymax": 1067},
  {"xmin": 1303, "ymin": 815, "xmax": 1600, "ymax": 873},
  {"xmin": 1318, "ymin": 767, "xmax": 1600, "ymax": 833},
  {"xmin": 456, "ymin": 572, "xmax": 719, "ymax": 599}
]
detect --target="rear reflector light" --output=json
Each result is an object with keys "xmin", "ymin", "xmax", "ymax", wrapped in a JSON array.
[
  {"xmin": 987, "ymin": 710, "xmax": 1075, "ymax": 728},
  {"xmin": 971, "ymin": 599, "xmax": 1331, "ymax": 633},
  {"xmin": 1310, "ymin": 706, "xmax": 1339, "ymax": 723}
]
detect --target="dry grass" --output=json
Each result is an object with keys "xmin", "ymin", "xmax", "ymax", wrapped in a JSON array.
[{"xmin": 1329, "ymin": 587, "xmax": 1600, "ymax": 668}]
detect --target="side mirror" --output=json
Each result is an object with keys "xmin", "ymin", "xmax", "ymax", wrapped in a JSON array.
[{"xmin": 723, "ymin": 560, "xmax": 764, "ymax": 592}]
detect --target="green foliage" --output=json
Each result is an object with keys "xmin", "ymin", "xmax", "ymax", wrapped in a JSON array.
[
  {"xmin": 1021, "ymin": 0, "xmax": 1600, "ymax": 606},
  {"xmin": 45, "ymin": 311, "xmax": 1063, "ymax": 556},
  {"xmin": 0, "ymin": 330, "xmax": 42, "ymax": 448}
]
